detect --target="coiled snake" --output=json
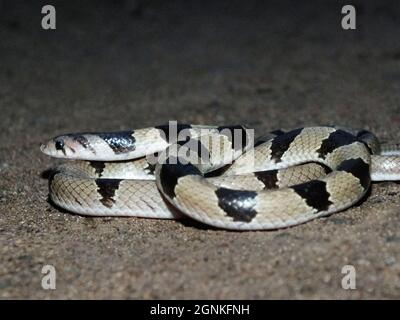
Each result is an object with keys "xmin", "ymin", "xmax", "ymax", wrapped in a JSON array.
[{"xmin": 41, "ymin": 123, "xmax": 400, "ymax": 230}]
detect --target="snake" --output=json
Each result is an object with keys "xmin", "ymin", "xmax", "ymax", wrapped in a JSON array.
[{"xmin": 40, "ymin": 123, "xmax": 400, "ymax": 230}]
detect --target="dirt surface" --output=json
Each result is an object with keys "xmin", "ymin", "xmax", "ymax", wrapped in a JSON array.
[{"xmin": 1, "ymin": 0, "xmax": 400, "ymax": 299}]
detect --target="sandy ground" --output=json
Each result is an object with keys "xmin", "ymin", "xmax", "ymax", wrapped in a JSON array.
[{"xmin": 1, "ymin": 0, "xmax": 400, "ymax": 299}]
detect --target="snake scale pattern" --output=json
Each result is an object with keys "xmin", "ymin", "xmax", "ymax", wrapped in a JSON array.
[{"xmin": 41, "ymin": 123, "xmax": 400, "ymax": 230}]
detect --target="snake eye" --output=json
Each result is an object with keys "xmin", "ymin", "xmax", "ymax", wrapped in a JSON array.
[{"xmin": 55, "ymin": 139, "xmax": 64, "ymax": 151}]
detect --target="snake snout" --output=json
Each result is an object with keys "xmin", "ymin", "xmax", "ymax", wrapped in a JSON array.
[
  {"xmin": 40, "ymin": 141, "xmax": 55, "ymax": 156},
  {"xmin": 40, "ymin": 143, "xmax": 50, "ymax": 155}
]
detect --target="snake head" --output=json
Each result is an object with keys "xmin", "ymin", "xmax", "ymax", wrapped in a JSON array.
[
  {"xmin": 40, "ymin": 134, "xmax": 90, "ymax": 159},
  {"xmin": 40, "ymin": 132, "xmax": 139, "ymax": 160}
]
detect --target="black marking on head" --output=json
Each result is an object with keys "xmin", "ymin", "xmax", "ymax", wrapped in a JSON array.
[
  {"xmin": 270, "ymin": 128, "xmax": 303, "ymax": 162},
  {"xmin": 215, "ymin": 188, "xmax": 258, "ymax": 222},
  {"xmin": 217, "ymin": 125, "xmax": 249, "ymax": 151},
  {"xmin": 95, "ymin": 179, "xmax": 121, "ymax": 208},
  {"xmin": 72, "ymin": 135, "xmax": 96, "ymax": 154},
  {"xmin": 158, "ymin": 158, "xmax": 202, "ymax": 198},
  {"xmin": 291, "ymin": 180, "xmax": 332, "ymax": 212},
  {"xmin": 98, "ymin": 131, "xmax": 136, "ymax": 154},
  {"xmin": 90, "ymin": 161, "xmax": 105, "ymax": 177},
  {"xmin": 74, "ymin": 135, "xmax": 89, "ymax": 148},
  {"xmin": 337, "ymin": 158, "xmax": 370, "ymax": 190},
  {"xmin": 155, "ymin": 123, "xmax": 193, "ymax": 142},
  {"xmin": 254, "ymin": 170, "xmax": 279, "ymax": 189},
  {"xmin": 317, "ymin": 129, "xmax": 357, "ymax": 159}
]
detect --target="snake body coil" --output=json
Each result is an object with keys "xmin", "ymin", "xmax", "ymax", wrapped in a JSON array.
[{"xmin": 41, "ymin": 123, "xmax": 400, "ymax": 230}]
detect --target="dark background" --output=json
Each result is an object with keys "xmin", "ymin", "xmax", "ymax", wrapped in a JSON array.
[{"xmin": 1, "ymin": 0, "xmax": 400, "ymax": 299}]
